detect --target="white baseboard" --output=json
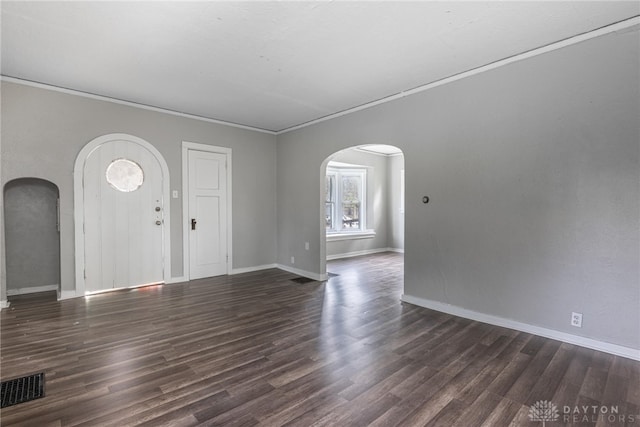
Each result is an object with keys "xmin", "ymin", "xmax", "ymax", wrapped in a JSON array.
[
  {"xmin": 7, "ymin": 284, "xmax": 58, "ymax": 296},
  {"xmin": 166, "ymin": 265, "xmax": 279, "ymax": 283},
  {"xmin": 326, "ymin": 247, "xmax": 404, "ymax": 260},
  {"xmin": 231, "ymin": 264, "xmax": 278, "ymax": 275},
  {"xmin": 277, "ymin": 264, "xmax": 328, "ymax": 282},
  {"xmin": 401, "ymin": 294, "xmax": 640, "ymax": 362},
  {"xmin": 0, "ymin": 300, "xmax": 10, "ymax": 309},
  {"xmin": 59, "ymin": 290, "xmax": 81, "ymax": 300}
]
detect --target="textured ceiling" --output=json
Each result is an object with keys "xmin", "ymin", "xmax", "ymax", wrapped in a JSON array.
[{"xmin": 2, "ymin": 2, "xmax": 638, "ymax": 133}]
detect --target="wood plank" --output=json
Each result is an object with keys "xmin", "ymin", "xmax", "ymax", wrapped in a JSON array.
[{"xmin": 504, "ymin": 339, "xmax": 562, "ymax": 404}]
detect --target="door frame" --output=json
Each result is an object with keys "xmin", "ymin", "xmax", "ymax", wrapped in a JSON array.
[
  {"xmin": 181, "ymin": 141, "xmax": 232, "ymax": 280},
  {"xmin": 74, "ymin": 133, "xmax": 172, "ymax": 296}
]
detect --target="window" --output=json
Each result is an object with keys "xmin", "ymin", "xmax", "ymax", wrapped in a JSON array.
[
  {"xmin": 105, "ymin": 158, "xmax": 144, "ymax": 192},
  {"xmin": 325, "ymin": 164, "xmax": 367, "ymax": 233}
]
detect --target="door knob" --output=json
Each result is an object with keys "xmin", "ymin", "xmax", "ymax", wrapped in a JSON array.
[
  {"xmin": 155, "ymin": 206, "xmax": 161, "ymax": 212},
  {"xmin": 155, "ymin": 220, "xmax": 162, "ymax": 226},
  {"xmin": 191, "ymin": 218, "xmax": 197, "ymax": 230}
]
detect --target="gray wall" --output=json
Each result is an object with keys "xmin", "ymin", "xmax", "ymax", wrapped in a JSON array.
[
  {"xmin": 4, "ymin": 178, "xmax": 60, "ymax": 292},
  {"xmin": 277, "ymin": 29, "xmax": 639, "ymax": 349},
  {"xmin": 1, "ymin": 81, "xmax": 278, "ymax": 295},
  {"xmin": 0, "ymin": 132, "xmax": 5, "ymax": 304}
]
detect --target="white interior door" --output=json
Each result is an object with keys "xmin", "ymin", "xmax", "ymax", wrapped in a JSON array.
[
  {"xmin": 83, "ymin": 140, "xmax": 164, "ymax": 292},
  {"xmin": 188, "ymin": 150, "xmax": 228, "ymax": 279}
]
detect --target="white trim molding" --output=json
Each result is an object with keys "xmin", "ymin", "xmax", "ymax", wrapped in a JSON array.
[
  {"xmin": 169, "ymin": 264, "xmax": 278, "ymax": 281},
  {"xmin": 0, "ymin": 76, "xmax": 276, "ymax": 135},
  {"xmin": 401, "ymin": 294, "xmax": 640, "ymax": 362},
  {"xmin": 327, "ymin": 247, "xmax": 399, "ymax": 261},
  {"xmin": 0, "ymin": 300, "xmax": 10, "ymax": 309},
  {"xmin": 277, "ymin": 16, "xmax": 640, "ymax": 135},
  {"xmin": 74, "ymin": 133, "xmax": 172, "ymax": 295},
  {"xmin": 7, "ymin": 285, "xmax": 58, "ymax": 296},
  {"xmin": 354, "ymin": 147, "xmax": 403, "ymax": 157},
  {"xmin": 59, "ymin": 290, "xmax": 80, "ymax": 300},
  {"xmin": 231, "ymin": 264, "xmax": 278, "ymax": 275},
  {"xmin": 277, "ymin": 264, "xmax": 328, "ymax": 282},
  {"xmin": 181, "ymin": 141, "xmax": 233, "ymax": 281},
  {"xmin": 2, "ymin": 17, "xmax": 637, "ymax": 136},
  {"xmin": 326, "ymin": 230, "xmax": 376, "ymax": 242}
]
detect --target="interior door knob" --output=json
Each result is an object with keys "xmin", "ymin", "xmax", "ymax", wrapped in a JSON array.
[
  {"xmin": 155, "ymin": 220, "xmax": 162, "ymax": 226},
  {"xmin": 155, "ymin": 206, "xmax": 161, "ymax": 212}
]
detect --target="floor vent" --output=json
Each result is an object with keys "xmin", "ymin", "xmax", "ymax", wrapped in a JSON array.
[
  {"xmin": 290, "ymin": 276, "xmax": 316, "ymax": 284},
  {"xmin": 1, "ymin": 373, "xmax": 45, "ymax": 408}
]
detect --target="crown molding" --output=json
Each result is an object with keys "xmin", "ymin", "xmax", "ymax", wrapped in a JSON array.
[
  {"xmin": 276, "ymin": 16, "xmax": 640, "ymax": 135},
  {"xmin": 0, "ymin": 76, "xmax": 277, "ymax": 135},
  {"xmin": 2, "ymin": 16, "xmax": 637, "ymax": 136}
]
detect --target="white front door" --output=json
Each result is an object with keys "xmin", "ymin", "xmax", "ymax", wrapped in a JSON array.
[
  {"xmin": 188, "ymin": 150, "xmax": 228, "ymax": 279},
  {"xmin": 83, "ymin": 139, "xmax": 164, "ymax": 292}
]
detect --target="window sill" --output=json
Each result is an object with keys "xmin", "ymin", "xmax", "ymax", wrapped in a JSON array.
[{"xmin": 326, "ymin": 230, "xmax": 376, "ymax": 242}]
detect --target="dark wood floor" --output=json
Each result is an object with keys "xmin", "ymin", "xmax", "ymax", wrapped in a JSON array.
[{"xmin": 1, "ymin": 252, "xmax": 638, "ymax": 426}]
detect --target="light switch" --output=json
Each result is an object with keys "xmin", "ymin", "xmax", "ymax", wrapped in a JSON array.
[{"xmin": 172, "ymin": 190, "xmax": 179, "ymax": 198}]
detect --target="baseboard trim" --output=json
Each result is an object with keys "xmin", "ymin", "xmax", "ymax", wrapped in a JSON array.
[
  {"xmin": 0, "ymin": 300, "xmax": 10, "ymax": 309},
  {"xmin": 7, "ymin": 285, "xmax": 58, "ymax": 296},
  {"xmin": 167, "ymin": 265, "xmax": 280, "ymax": 282},
  {"xmin": 327, "ymin": 247, "xmax": 403, "ymax": 261},
  {"xmin": 231, "ymin": 264, "xmax": 278, "ymax": 275},
  {"xmin": 165, "ymin": 276, "xmax": 187, "ymax": 284},
  {"xmin": 59, "ymin": 290, "xmax": 81, "ymax": 300},
  {"xmin": 401, "ymin": 294, "xmax": 640, "ymax": 361},
  {"xmin": 277, "ymin": 264, "xmax": 328, "ymax": 282}
]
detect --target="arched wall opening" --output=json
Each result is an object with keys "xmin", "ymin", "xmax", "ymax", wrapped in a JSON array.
[
  {"xmin": 320, "ymin": 144, "xmax": 405, "ymax": 277},
  {"xmin": 3, "ymin": 178, "xmax": 61, "ymax": 299}
]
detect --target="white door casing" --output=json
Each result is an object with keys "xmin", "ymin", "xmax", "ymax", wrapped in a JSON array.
[
  {"xmin": 188, "ymin": 150, "xmax": 228, "ymax": 279},
  {"xmin": 182, "ymin": 142, "xmax": 232, "ymax": 280},
  {"xmin": 74, "ymin": 134, "xmax": 171, "ymax": 295}
]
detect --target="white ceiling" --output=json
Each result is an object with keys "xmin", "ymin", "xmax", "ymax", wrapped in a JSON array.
[
  {"xmin": 2, "ymin": 2, "xmax": 638, "ymax": 133},
  {"xmin": 357, "ymin": 145, "xmax": 404, "ymax": 156}
]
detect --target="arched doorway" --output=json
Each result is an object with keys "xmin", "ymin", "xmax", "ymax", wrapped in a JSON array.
[
  {"xmin": 320, "ymin": 144, "xmax": 405, "ymax": 276},
  {"xmin": 3, "ymin": 178, "xmax": 60, "ymax": 300},
  {"xmin": 74, "ymin": 134, "xmax": 171, "ymax": 295}
]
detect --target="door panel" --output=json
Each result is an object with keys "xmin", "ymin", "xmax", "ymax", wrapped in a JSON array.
[
  {"xmin": 188, "ymin": 150, "xmax": 227, "ymax": 279},
  {"xmin": 195, "ymin": 157, "xmax": 220, "ymax": 189},
  {"xmin": 195, "ymin": 196, "xmax": 220, "ymax": 265},
  {"xmin": 84, "ymin": 140, "xmax": 164, "ymax": 292}
]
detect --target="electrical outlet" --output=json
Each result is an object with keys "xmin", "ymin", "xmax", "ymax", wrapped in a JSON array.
[
  {"xmin": 291, "ymin": 256, "xmax": 295, "ymax": 264},
  {"xmin": 571, "ymin": 312, "xmax": 583, "ymax": 328}
]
